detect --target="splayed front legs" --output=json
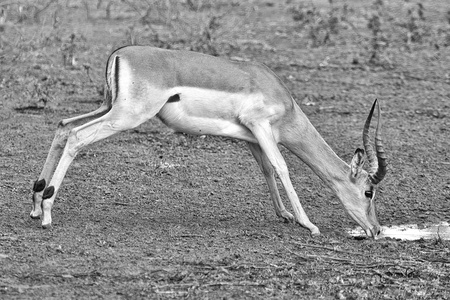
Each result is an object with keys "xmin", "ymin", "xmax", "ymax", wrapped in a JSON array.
[
  {"xmin": 248, "ymin": 123, "xmax": 320, "ymax": 236},
  {"xmin": 247, "ymin": 142, "xmax": 295, "ymax": 223}
]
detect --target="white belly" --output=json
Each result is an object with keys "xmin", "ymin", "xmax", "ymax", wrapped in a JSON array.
[{"xmin": 156, "ymin": 87, "xmax": 258, "ymax": 142}]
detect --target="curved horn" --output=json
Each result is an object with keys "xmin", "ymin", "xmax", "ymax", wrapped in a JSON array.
[
  {"xmin": 371, "ymin": 100, "xmax": 387, "ymax": 184},
  {"xmin": 362, "ymin": 100, "xmax": 378, "ymax": 174},
  {"xmin": 363, "ymin": 100, "xmax": 388, "ymax": 184}
]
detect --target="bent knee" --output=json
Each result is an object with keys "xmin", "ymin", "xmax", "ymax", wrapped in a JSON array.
[{"xmin": 261, "ymin": 165, "xmax": 275, "ymax": 178}]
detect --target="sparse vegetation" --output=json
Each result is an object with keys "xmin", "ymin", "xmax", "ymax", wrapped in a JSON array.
[
  {"xmin": 288, "ymin": 0, "xmax": 450, "ymax": 65},
  {"xmin": 0, "ymin": 1, "xmax": 449, "ymax": 299},
  {"xmin": 366, "ymin": 0, "xmax": 389, "ymax": 64},
  {"xmin": 289, "ymin": 2, "xmax": 348, "ymax": 47},
  {"xmin": 117, "ymin": 0, "xmax": 242, "ymax": 56}
]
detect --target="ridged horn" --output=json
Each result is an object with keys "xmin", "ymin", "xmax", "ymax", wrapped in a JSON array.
[
  {"xmin": 362, "ymin": 99, "xmax": 387, "ymax": 184},
  {"xmin": 362, "ymin": 100, "xmax": 378, "ymax": 174}
]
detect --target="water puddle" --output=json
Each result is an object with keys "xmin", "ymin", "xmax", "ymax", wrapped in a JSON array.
[{"xmin": 348, "ymin": 222, "xmax": 450, "ymax": 240}]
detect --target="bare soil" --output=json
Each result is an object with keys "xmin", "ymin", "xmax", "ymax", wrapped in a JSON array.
[{"xmin": 1, "ymin": 1, "xmax": 449, "ymax": 299}]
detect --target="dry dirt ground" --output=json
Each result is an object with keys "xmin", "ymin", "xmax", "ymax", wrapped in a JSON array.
[{"xmin": 1, "ymin": 1, "xmax": 449, "ymax": 299}]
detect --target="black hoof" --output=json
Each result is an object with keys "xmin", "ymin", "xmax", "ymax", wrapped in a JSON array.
[
  {"xmin": 30, "ymin": 214, "xmax": 41, "ymax": 220},
  {"xmin": 42, "ymin": 223, "xmax": 52, "ymax": 229}
]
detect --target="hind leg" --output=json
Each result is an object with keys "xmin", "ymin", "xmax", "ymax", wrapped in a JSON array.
[
  {"xmin": 39, "ymin": 103, "xmax": 157, "ymax": 228},
  {"xmin": 59, "ymin": 102, "xmax": 111, "ymax": 126},
  {"xmin": 31, "ymin": 104, "xmax": 112, "ymax": 219}
]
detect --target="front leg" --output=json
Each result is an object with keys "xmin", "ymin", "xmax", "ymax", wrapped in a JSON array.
[
  {"xmin": 247, "ymin": 142, "xmax": 294, "ymax": 223},
  {"xmin": 250, "ymin": 123, "xmax": 320, "ymax": 236}
]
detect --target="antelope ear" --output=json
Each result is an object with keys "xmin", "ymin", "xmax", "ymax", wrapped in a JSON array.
[{"xmin": 350, "ymin": 148, "xmax": 365, "ymax": 178}]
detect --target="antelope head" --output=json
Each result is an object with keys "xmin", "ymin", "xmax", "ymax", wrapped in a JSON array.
[{"xmin": 339, "ymin": 99, "xmax": 388, "ymax": 238}]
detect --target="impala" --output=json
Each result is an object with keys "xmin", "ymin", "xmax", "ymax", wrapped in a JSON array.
[{"xmin": 31, "ymin": 46, "xmax": 387, "ymax": 238}]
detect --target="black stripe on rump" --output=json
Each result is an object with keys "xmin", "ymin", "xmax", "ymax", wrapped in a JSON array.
[{"xmin": 114, "ymin": 56, "xmax": 120, "ymax": 96}]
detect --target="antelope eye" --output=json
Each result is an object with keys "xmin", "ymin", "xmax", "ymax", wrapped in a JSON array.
[{"xmin": 364, "ymin": 191, "xmax": 373, "ymax": 199}]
